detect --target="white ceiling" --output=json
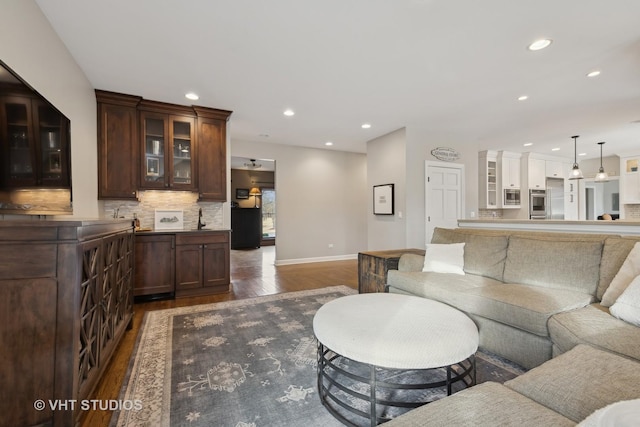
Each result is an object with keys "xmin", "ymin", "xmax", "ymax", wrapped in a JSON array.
[{"xmin": 36, "ymin": 0, "xmax": 640, "ymax": 160}]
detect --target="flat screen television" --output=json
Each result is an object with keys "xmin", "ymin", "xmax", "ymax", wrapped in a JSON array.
[{"xmin": 0, "ymin": 60, "xmax": 72, "ymax": 215}]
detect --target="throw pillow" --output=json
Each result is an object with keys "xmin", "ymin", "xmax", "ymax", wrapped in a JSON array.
[
  {"xmin": 601, "ymin": 242, "xmax": 640, "ymax": 307},
  {"xmin": 577, "ymin": 399, "xmax": 640, "ymax": 427},
  {"xmin": 609, "ymin": 275, "xmax": 640, "ymax": 327},
  {"xmin": 422, "ymin": 243, "xmax": 465, "ymax": 275}
]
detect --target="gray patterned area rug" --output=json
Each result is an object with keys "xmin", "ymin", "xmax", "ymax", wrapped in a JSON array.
[{"xmin": 111, "ymin": 286, "xmax": 525, "ymax": 427}]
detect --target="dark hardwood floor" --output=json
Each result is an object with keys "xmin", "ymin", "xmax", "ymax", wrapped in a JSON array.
[{"xmin": 81, "ymin": 246, "xmax": 358, "ymax": 427}]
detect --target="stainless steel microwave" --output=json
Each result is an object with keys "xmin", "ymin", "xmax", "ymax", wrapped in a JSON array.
[{"xmin": 504, "ymin": 188, "xmax": 521, "ymax": 205}]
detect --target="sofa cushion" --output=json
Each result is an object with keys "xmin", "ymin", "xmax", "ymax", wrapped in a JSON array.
[
  {"xmin": 578, "ymin": 399, "xmax": 640, "ymax": 427},
  {"xmin": 456, "ymin": 283, "xmax": 593, "ymax": 337},
  {"xmin": 506, "ymin": 344, "xmax": 640, "ymax": 423},
  {"xmin": 383, "ymin": 382, "xmax": 574, "ymax": 427},
  {"xmin": 431, "ymin": 228, "xmax": 508, "ymax": 281},
  {"xmin": 503, "ymin": 236, "xmax": 602, "ymax": 295},
  {"xmin": 548, "ymin": 303, "xmax": 640, "ymax": 361},
  {"xmin": 386, "ymin": 270, "xmax": 499, "ymax": 305},
  {"xmin": 609, "ymin": 275, "xmax": 640, "ymax": 326},
  {"xmin": 422, "ymin": 243, "xmax": 465, "ymax": 275},
  {"xmin": 598, "ymin": 237, "xmax": 640, "ymax": 300},
  {"xmin": 601, "ymin": 242, "xmax": 640, "ymax": 306}
]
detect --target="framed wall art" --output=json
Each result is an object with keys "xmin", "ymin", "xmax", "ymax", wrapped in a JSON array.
[
  {"xmin": 373, "ymin": 184, "xmax": 394, "ymax": 215},
  {"xmin": 236, "ymin": 188, "xmax": 250, "ymax": 199},
  {"xmin": 154, "ymin": 209, "xmax": 184, "ymax": 230}
]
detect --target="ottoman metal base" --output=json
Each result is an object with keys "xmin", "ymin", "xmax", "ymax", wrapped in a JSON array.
[{"xmin": 317, "ymin": 342, "xmax": 476, "ymax": 426}]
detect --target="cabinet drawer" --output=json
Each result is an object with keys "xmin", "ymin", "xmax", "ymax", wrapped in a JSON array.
[{"xmin": 176, "ymin": 232, "xmax": 229, "ymax": 246}]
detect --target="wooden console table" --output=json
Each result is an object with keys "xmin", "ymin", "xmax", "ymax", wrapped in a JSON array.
[{"xmin": 358, "ymin": 249, "xmax": 425, "ymax": 293}]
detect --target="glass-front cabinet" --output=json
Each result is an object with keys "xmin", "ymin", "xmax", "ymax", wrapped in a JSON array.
[
  {"xmin": 1, "ymin": 95, "xmax": 69, "ymax": 188},
  {"xmin": 140, "ymin": 111, "xmax": 195, "ymax": 190}
]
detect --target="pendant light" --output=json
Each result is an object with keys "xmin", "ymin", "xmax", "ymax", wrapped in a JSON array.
[
  {"xmin": 568, "ymin": 135, "xmax": 584, "ymax": 180},
  {"xmin": 594, "ymin": 141, "xmax": 609, "ymax": 182}
]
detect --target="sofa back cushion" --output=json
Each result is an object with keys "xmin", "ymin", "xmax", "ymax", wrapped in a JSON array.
[
  {"xmin": 431, "ymin": 228, "xmax": 508, "ymax": 281},
  {"xmin": 503, "ymin": 236, "xmax": 602, "ymax": 295}
]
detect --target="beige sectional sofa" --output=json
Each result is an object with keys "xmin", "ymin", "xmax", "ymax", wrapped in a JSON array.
[
  {"xmin": 386, "ymin": 227, "xmax": 640, "ymax": 369},
  {"xmin": 384, "ymin": 227, "xmax": 640, "ymax": 425}
]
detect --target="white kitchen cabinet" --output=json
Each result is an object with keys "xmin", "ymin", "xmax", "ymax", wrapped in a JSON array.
[
  {"xmin": 479, "ymin": 150, "xmax": 498, "ymax": 209},
  {"xmin": 498, "ymin": 151, "xmax": 521, "ymax": 208},
  {"xmin": 528, "ymin": 158, "xmax": 546, "ymax": 189},
  {"xmin": 621, "ymin": 157, "xmax": 640, "ymax": 204},
  {"xmin": 545, "ymin": 160, "xmax": 564, "ymax": 178}
]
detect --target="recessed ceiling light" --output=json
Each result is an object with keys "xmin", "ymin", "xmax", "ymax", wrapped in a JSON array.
[
  {"xmin": 518, "ymin": 95, "xmax": 529, "ymax": 101},
  {"xmin": 361, "ymin": 123, "xmax": 372, "ymax": 129},
  {"xmin": 587, "ymin": 70, "xmax": 601, "ymax": 78},
  {"xmin": 325, "ymin": 141, "xmax": 333, "ymax": 146},
  {"xmin": 185, "ymin": 92, "xmax": 199, "ymax": 100},
  {"xmin": 283, "ymin": 109, "xmax": 295, "ymax": 116},
  {"xmin": 579, "ymin": 152, "xmax": 587, "ymax": 156},
  {"xmin": 551, "ymin": 147, "xmax": 560, "ymax": 151},
  {"xmin": 528, "ymin": 39, "xmax": 552, "ymax": 51},
  {"xmin": 523, "ymin": 143, "xmax": 533, "ymax": 147}
]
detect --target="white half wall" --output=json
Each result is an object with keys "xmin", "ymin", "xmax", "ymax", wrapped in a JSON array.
[
  {"xmin": 1, "ymin": 0, "xmax": 100, "ymax": 217},
  {"xmin": 231, "ymin": 139, "xmax": 367, "ymax": 264}
]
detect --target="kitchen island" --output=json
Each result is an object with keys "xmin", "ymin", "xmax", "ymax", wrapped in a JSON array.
[{"xmin": 458, "ymin": 219, "xmax": 640, "ymax": 236}]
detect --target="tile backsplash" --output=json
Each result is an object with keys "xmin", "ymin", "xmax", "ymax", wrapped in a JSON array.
[{"xmin": 103, "ymin": 190, "xmax": 224, "ymax": 230}]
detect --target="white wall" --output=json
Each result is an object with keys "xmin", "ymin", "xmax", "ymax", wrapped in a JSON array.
[
  {"xmin": 231, "ymin": 139, "xmax": 367, "ymax": 264},
  {"xmin": 1, "ymin": 0, "xmax": 100, "ymax": 217},
  {"xmin": 366, "ymin": 128, "xmax": 407, "ymax": 250}
]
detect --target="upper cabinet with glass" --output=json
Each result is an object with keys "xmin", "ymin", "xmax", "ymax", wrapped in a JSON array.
[
  {"xmin": 139, "ymin": 107, "xmax": 195, "ymax": 191},
  {"xmin": 0, "ymin": 60, "xmax": 72, "ymax": 214}
]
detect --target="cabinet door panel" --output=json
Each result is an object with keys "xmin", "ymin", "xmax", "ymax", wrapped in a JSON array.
[
  {"xmin": 0, "ymin": 278, "xmax": 56, "ymax": 427},
  {"xmin": 134, "ymin": 235, "xmax": 175, "ymax": 296},
  {"xmin": 176, "ymin": 244, "xmax": 203, "ymax": 289},
  {"xmin": 141, "ymin": 112, "xmax": 169, "ymax": 189},
  {"xmin": 197, "ymin": 117, "xmax": 226, "ymax": 201},
  {"xmin": 203, "ymin": 243, "xmax": 229, "ymax": 287}
]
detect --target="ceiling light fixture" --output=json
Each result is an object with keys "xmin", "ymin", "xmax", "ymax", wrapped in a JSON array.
[
  {"xmin": 283, "ymin": 109, "xmax": 295, "ymax": 116},
  {"xmin": 243, "ymin": 159, "xmax": 262, "ymax": 169},
  {"xmin": 568, "ymin": 135, "xmax": 584, "ymax": 180},
  {"xmin": 528, "ymin": 39, "xmax": 552, "ymax": 51},
  {"xmin": 551, "ymin": 147, "xmax": 560, "ymax": 151},
  {"xmin": 523, "ymin": 142, "xmax": 533, "ymax": 147},
  {"xmin": 595, "ymin": 142, "xmax": 610, "ymax": 182},
  {"xmin": 185, "ymin": 92, "xmax": 199, "ymax": 100},
  {"xmin": 587, "ymin": 70, "xmax": 601, "ymax": 78},
  {"xmin": 518, "ymin": 95, "xmax": 529, "ymax": 101},
  {"xmin": 361, "ymin": 123, "xmax": 371, "ymax": 129},
  {"xmin": 325, "ymin": 141, "xmax": 333, "ymax": 146}
]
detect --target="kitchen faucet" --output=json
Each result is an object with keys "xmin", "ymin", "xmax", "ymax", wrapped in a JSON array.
[{"xmin": 197, "ymin": 208, "xmax": 206, "ymax": 230}]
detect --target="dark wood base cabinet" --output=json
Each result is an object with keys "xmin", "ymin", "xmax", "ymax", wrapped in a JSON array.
[
  {"xmin": 133, "ymin": 230, "xmax": 230, "ymax": 299},
  {"xmin": 0, "ymin": 219, "xmax": 134, "ymax": 427}
]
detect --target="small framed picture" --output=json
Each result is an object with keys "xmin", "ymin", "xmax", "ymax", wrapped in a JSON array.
[
  {"xmin": 236, "ymin": 188, "xmax": 250, "ymax": 199},
  {"xmin": 154, "ymin": 209, "xmax": 184, "ymax": 230},
  {"xmin": 373, "ymin": 184, "xmax": 394, "ymax": 215},
  {"xmin": 147, "ymin": 157, "xmax": 160, "ymax": 176}
]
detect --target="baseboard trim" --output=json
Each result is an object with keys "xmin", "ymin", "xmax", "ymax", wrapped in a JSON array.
[{"xmin": 275, "ymin": 253, "xmax": 357, "ymax": 266}]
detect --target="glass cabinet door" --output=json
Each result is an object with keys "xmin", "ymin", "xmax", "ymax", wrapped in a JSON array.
[
  {"xmin": 4, "ymin": 99, "xmax": 36, "ymax": 186},
  {"xmin": 36, "ymin": 102, "xmax": 68, "ymax": 186},
  {"xmin": 171, "ymin": 117, "xmax": 194, "ymax": 188},
  {"xmin": 142, "ymin": 115, "xmax": 167, "ymax": 187}
]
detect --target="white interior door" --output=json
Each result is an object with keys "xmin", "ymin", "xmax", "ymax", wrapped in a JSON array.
[{"xmin": 426, "ymin": 161, "xmax": 464, "ymax": 242}]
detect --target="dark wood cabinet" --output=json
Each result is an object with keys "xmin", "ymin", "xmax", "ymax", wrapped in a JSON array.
[
  {"xmin": 0, "ymin": 220, "xmax": 134, "ymax": 427},
  {"xmin": 134, "ymin": 234, "xmax": 175, "ymax": 296},
  {"xmin": 96, "ymin": 90, "xmax": 232, "ymax": 199},
  {"xmin": 194, "ymin": 107, "xmax": 231, "ymax": 201},
  {"xmin": 175, "ymin": 231, "xmax": 230, "ymax": 297},
  {"xmin": 1, "ymin": 94, "xmax": 70, "ymax": 188},
  {"xmin": 231, "ymin": 207, "xmax": 262, "ymax": 248},
  {"xmin": 96, "ymin": 90, "xmax": 140, "ymax": 199},
  {"xmin": 358, "ymin": 249, "xmax": 426, "ymax": 293},
  {"xmin": 138, "ymin": 103, "xmax": 196, "ymax": 191}
]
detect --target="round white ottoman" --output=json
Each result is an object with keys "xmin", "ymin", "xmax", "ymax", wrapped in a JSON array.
[{"xmin": 313, "ymin": 293, "xmax": 479, "ymax": 426}]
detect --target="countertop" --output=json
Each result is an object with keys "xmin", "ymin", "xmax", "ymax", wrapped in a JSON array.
[{"xmin": 458, "ymin": 219, "xmax": 640, "ymax": 235}]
